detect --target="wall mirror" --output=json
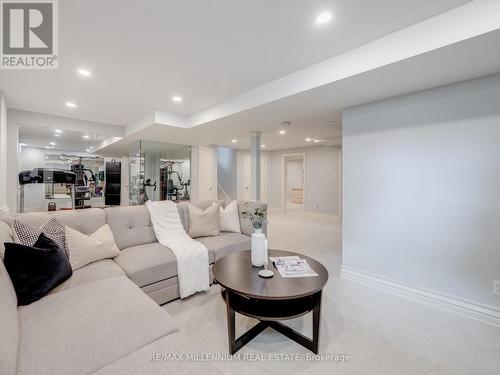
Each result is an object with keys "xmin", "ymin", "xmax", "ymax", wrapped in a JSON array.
[{"xmin": 129, "ymin": 140, "xmax": 191, "ymax": 205}]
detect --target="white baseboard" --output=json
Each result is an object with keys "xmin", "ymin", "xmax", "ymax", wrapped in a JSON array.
[
  {"xmin": 340, "ymin": 266, "xmax": 500, "ymax": 328},
  {"xmin": 22, "ymin": 206, "xmax": 46, "ymax": 213},
  {"xmin": 268, "ymin": 208, "xmax": 339, "ymax": 222},
  {"xmin": 302, "ymin": 212, "xmax": 339, "ymax": 222}
]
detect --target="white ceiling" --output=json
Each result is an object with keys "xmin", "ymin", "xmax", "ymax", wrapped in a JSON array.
[
  {"xmin": 6, "ymin": 0, "xmax": 500, "ymax": 156},
  {"xmin": 99, "ymin": 27, "xmax": 500, "ymax": 154},
  {"xmin": 19, "ymin": 125, "xmax": 106, "ymax": 152},
  {"xmin": 0, "ymin": 0, "xmax": 470, "ymax": 126}
]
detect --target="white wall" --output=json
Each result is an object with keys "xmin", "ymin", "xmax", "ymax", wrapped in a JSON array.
[
  {"xmin": 267, "ymin": 145, "xmax": 341, "ymax": 216},
  {"xmin": 286, "ymin": 159, "xmax": 303, "ymax": 201},
  {"xmin": 342, "ymin": 74, "xmax": 500, "ymax": 308},
  {"xmin": 19, "ymin": 147, "xmax": 46, "ymax": 211},
  {"xmin": 217, "ymin": 147, "xmax": 237, "ymax": 199},
  {"xmin": 0, "ymin": 92, "xmax": 8, "ymax": 213}
]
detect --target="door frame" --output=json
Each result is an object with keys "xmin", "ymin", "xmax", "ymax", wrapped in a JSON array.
[{"xmin": 281, "ymin": 152, "xmax": 305, "ymax": 212}]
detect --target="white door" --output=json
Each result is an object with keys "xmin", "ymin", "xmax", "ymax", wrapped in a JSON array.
[
  {"xmin": 198, "ymin": 146, "xmax": 216, "ymax": 201},
  {"xmin": 241, "ymin": 152, "xmax": 267, "ymax": 202},
  {"xmin": 242, "ymin": 153, "xmax": 252, "ymax": 201}
]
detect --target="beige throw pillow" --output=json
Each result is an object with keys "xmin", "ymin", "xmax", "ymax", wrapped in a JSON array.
[
  {"xmin": 188, "ymin": 203, "xmax": 221, "ymax": 238},
  {"xmin": 65, "ymin": 224, "xmax": 120, "ymax": 270},
  {"xmin": 219, "ymin": 200, "xmax": 241, "ymax": 233}
]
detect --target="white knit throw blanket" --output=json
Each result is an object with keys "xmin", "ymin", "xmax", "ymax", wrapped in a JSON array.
[{"xmin": 145, "ymin": 200, "xmax": 209, "ymax": 298}]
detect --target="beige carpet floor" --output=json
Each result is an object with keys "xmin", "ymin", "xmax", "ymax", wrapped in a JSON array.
[{"xmin": 163, "ymin": 211, "xmax": 500, "ymax": 374}]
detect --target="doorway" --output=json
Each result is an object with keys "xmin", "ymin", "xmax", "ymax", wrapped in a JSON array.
[{"xmin": 282, "ymin": 153, "xmax": 305, "ymax": 213}]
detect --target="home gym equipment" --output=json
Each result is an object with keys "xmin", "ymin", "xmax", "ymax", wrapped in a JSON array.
[
  {"xmin": 18, "ymin": 168, "xmax": 76, "ymax": 213},
  {"xmin": 160, "ymin": 160, "xmax": 190, "ymax": 201}
]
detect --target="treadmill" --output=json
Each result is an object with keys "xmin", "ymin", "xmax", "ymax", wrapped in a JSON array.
[{"xmin": 18, "ymin": 168, "xmax": 77, "ymax": 213}]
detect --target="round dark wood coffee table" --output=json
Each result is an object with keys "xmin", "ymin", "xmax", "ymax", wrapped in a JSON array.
[{"xmin": 212, "ymin": 249, "xmax": 329, "ymax": 354}]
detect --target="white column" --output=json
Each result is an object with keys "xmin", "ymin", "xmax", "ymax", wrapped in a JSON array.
[
  {"xmin": 0, "ymin": 92, "xmax": 9, "ymax": 213},
  {"xmin": 250, "ymin": 131, "xmax": 261, "ymax": 201}
]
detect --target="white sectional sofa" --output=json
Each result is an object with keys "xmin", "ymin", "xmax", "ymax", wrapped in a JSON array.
[{"xmin": 0, "ymin": 200, "xmax": 267, "ymax": 375}]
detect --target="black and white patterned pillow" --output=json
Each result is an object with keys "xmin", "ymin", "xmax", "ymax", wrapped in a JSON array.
[{"xmin": 12, "ymin": 217, "xmax": 68, "ymax": 257}]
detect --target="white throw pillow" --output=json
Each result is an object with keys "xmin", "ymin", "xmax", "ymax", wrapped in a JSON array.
[
  {"xmin": 188, "ymin": 203, "xmax": 221, "ymax": 238},
  {"xmin": 219, "ymin": 200, "xmax": 241, "ymax": 233},
  {"xmin": 65, "ymin": 224, "xmax": 120, "ymax": 270}
]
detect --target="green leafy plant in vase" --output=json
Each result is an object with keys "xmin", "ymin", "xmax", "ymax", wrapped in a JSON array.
[{"xmin": 241, "ymin": 202, "xmax": 268, "ymax": 267}]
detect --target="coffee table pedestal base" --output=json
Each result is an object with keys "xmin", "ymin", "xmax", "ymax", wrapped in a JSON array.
[{"xmin": 223, "ymin": 290, "xmax": 322, "ymax": 355}]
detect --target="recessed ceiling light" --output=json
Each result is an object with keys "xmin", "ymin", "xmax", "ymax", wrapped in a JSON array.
[
  {"xmin": 261, "ymin": 144, "xmax": 267, "ymax": 148},
  {"xmin": 50, "ymin": 142, "xmax": 55, "ymax": 146},
  {"xmin": 316, "ymin": 12, "xmax": 332, "ymax": 25},
  {"xmin": 54, "ymin": 133, "xmax": 60, "ymax": 137},
  {"xmin": 65, "ymin": 102, "xmax": 77, "ymax": 108},
  {"xmin": 54, "ymin": 129, "xmax": 62, "ymax": 133},
  {"xmin": 77, "ymin": 68, "xmax": 92, "ymax": 77},
  {"xmin": 305, "ymin": 138, "xmax": 312, "ymax": 142},
  {"xmin": 45, "ymin": 146, "xmax": 50, "ymax": 149},
  {"xmin": 89, "ymin": 146, "xmax": 94, "ymax": 149},
  {"xmin": 231, "ymin": 139, "xmax": 237, "ymax": 143},
  {"xmin": 83, "ymin": 135, "xmax": 90, "ymax": 139},
  {"xmin": 172, "ymin": 96, "xmax": 183, "ymax": 103},
  {"xmin": 50, "ymin": 146, "xmax": 55, "ymax": 149},
  {"xmin": 313, "ymin": 139, "xmax": 322, "ymax": 143},
  {"xmin": 86, "ymin": 149, "xmax": 91, "ymax": 152},
  {"xmin": 279, "ymin": 130, "xmax": 286, "ymax": 135}
]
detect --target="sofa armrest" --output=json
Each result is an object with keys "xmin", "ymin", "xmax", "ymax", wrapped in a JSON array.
[
  {"xmin": 0, "ymin": 220, "xmax": 13, "ymax": 260},
  {"xmin": 237, "ymin": 201, "xmax": 268, "ymax": 237}
]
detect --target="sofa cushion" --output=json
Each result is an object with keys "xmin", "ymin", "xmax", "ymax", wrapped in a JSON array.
[
  {"xmin": 176, "ymin": 203, "xmax": 190, "ymax": 232},
  {"xmin": 5, "ymin": 208, "xmax": 106, "ymax": 236},
  {"xmin": 93, "ymin": 333, "xmax": 222, "ymax": 375},
  {"xmin": 4, "ymin": 234, "xmax": 73, "ymax": 305},
  {"xmin": 50, "ymin": 259, "xmax": 125, "ymax": 294},
  {"xmin": 196, "ymin": 232, "xmax": 251, "ymax": 262},
  {"xmin": 65, "ymin": 224, "xmax": 120, "ymax": 270},
  {"xmin": 17, "ymin": 276, "xmax": 178, "ymax": 375},
  {"xmin": 0, "ymin": 222, "xmax": 17, "ymax": 375},
  {"xmin": 176, "ymin": 200, "xmax": 226, "ymax": 233},
  {"xmin": 0, "ymin": 219, "xmax": 13, "ymax": 259},
  {"xmin": 220, "ymin": 200, "xmax": 242, "ymax": 233},
  {"xmin": 0, "ymin": 258, "xmax": 18, "ymax": 375},
  {"xmin": 105, "ymin": 206, "xmax": 157, "ymax": 249},
  {"xmin": 188, "ymin": 202, "xmax": 221, "ymax": 238},
  {"xmin": 114, "ymin": 242, "xmax": 178, "ymax": 287},
  {"xmin": 238, "ymin": 201, "xmax": 268, "ymax": 236},
  {"xmin": 13, "ymin": 217, "xmax": 67, "ymax": 256}
]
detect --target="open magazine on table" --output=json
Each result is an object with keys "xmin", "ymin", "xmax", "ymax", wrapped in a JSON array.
[{"xmin": 269, "ymin": 256, "xmax": 319, "ymax": 278}]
